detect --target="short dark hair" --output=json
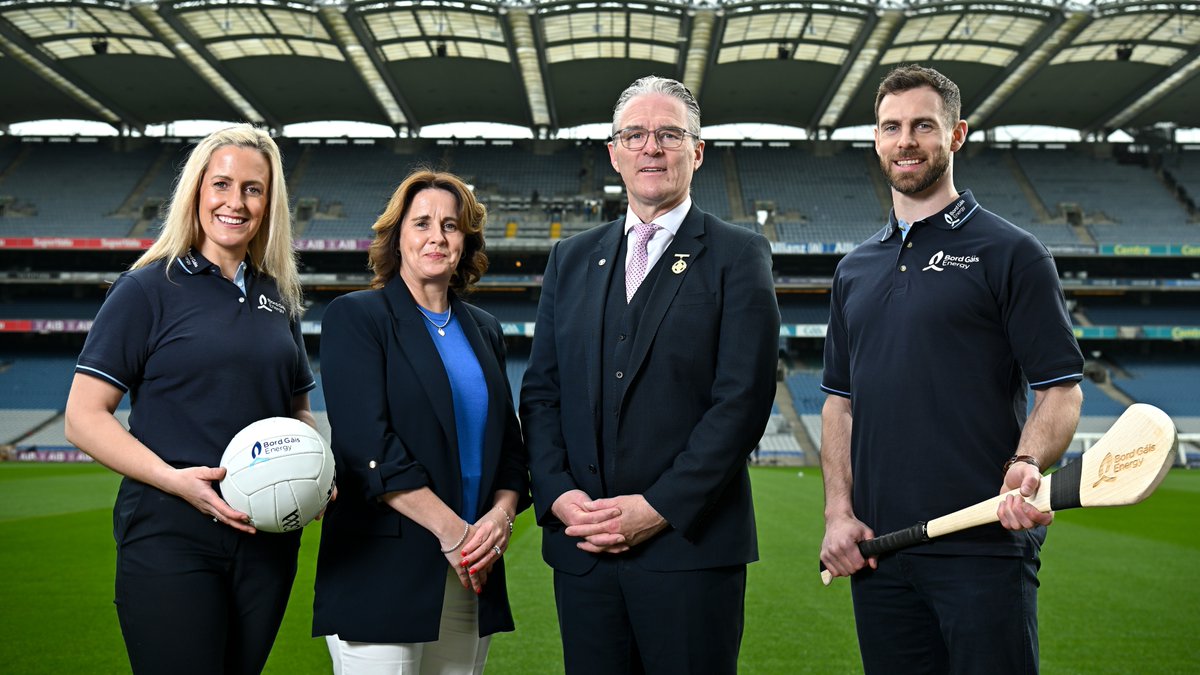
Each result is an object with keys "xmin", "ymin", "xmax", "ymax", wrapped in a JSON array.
[
  {"xmin": 368, "ymin": 169, "xmax": 488, "ymax": 294},
  {"xmin": 874, "ymin": 65, "xmax": 961, "ymax": 129}
]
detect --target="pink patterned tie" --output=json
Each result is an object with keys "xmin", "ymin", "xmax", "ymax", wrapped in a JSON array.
[{"xmin": 625, "ymin": 222, "xmax": 660, "ymax": 303}]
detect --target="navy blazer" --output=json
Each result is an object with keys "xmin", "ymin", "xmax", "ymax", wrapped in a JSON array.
[
  {"xmin": 520, "ymin": 204, "xmax": 780, "ymax": 575},
  {"xmin": 313, "ymin": 276, "xmax": 529, "ymax": 643}
]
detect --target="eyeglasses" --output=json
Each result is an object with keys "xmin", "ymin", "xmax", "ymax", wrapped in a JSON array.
[{"xmin": 611, "ymin": 126, "xmax": 698, "ymax": 151}]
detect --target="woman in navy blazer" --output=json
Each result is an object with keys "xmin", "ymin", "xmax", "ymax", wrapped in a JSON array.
[{"xmin": 313, "ymin": 169, "xmax": 528, "ymax": 674}]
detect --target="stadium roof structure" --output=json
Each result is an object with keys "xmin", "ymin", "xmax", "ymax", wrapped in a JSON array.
[{"xmin": 1, "ymin": 0, "xmax": 1199, "ymax": 138}]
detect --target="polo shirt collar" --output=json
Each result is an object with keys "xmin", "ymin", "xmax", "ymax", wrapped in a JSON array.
[
  {"xmin": 175, "ymin": 248, "xmax": 253, "ymax": 277},
  {"xmin": 880, "ymin": 190, "xmax": 981, "ymax": 242}
]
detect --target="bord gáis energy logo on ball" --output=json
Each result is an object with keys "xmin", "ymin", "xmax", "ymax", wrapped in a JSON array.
[
  {"xmin": 1091, "ymin": 443, "xmax": 1158, "ymax": 488},
  {"xmin": 248, "ymin": 434, "xmax": 303, "ymax": 467}
]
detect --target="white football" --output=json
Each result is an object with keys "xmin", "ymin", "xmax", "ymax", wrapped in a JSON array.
[{"xmin": 219, "ymin": 417, "xmax": 335, "ymax": 533}]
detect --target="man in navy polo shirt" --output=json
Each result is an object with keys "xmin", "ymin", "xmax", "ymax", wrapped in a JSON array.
[{"xmin": 819, "ymin": 65, "xmax": 1083, "ymax": 674}]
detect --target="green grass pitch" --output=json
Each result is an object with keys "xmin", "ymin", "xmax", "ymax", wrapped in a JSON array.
[{"xmin": 1, "ymin": 463, "xmax": 1197, "ymax": 673}]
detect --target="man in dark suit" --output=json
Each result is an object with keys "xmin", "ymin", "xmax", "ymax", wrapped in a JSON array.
[{"xmin": 520, "ymin": 76, "xmax": 780, "ymax": 675}]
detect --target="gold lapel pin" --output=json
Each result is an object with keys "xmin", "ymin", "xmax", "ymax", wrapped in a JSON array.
[{"xmin": 671, "ymin": 254, "xmax": 690, "ymax": 275}]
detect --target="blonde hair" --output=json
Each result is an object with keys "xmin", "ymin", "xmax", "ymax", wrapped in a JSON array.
[
  {"xmin": 368, "ymin": 169, "xmax": 489, "ymax": 294},
  {"xmin": 132, "ymin": 124, "xmax": 303, "ymax": 318}
]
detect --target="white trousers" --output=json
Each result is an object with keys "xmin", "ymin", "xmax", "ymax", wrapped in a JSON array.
[{"xmin": 328, "ymin": 568, "xmax": 491, "ymax": 675}]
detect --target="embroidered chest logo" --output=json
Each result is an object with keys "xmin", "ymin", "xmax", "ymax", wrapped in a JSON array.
[
  {"xmin": 257, "ymin": 294, "xmax": 286, "ymax": 313},
  {"xmin": 922, "ymin": 250, "xmax": 979, "ymax": 272}
]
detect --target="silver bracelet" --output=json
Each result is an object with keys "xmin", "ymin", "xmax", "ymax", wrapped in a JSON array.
[
  {"xmin": 440, "ymin": 521, "xmax": 469, "ymax": 554},
  {"xmin": 496, "ymin": 505, "xmax": 514, "ymax": 534}
]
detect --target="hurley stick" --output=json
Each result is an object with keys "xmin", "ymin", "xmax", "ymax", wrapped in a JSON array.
[{"xmin": 820, "ymin": 403, "xmax": 1176, "ymax": 585}]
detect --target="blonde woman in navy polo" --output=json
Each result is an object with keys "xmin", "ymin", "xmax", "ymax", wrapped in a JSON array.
[{"xmin": 65, "ymin": 125, "xmax": 316, "ymax": 675}]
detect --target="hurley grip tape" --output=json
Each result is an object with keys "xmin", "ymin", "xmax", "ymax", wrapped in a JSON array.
[
  {"xmin": 1050, "ymin": 457, "xmax": 1083, "ymax": 511},
  {"xmin": 858, "ymin": 522, "xmax": 928, "ymax": 558}
]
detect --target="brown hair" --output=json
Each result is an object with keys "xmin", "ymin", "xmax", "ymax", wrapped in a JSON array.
[
  {"xmin": 874, "ymin": 65, "xmax": 962, "ymax": 130},
  {"xmin": 367, "ymin": 169, "xmax": 488, "ymax": 293}
]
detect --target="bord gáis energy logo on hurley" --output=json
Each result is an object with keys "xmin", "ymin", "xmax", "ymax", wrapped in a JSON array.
[{"xmin": 1091, "ymin": 443, "xmax": 1158, "ymax": 487}]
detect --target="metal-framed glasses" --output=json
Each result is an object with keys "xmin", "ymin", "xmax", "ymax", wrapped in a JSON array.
[{"xmin": 611, "ymin": 126, "xmax": 698, "ymax": 151}]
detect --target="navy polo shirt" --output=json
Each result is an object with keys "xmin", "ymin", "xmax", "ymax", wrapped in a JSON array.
[
  {"xmin": 822, "ymin": 190, "xmax": 1083, "ymax": 556},
  {"xmin": 76, "ymin": 250, "xmax": 315, "ymax": 468}
]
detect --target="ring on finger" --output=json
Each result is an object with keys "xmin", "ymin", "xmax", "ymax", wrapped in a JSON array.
[{"xmin": 492, "ymin": 545, "xmax": 502, "ymax": 556}]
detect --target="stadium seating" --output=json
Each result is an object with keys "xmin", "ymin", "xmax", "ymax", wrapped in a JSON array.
[
  {"xmin": 1162, "ymin": 153, "xmax": 1200, "ymax": 212},
  {"xmin": 1110, "ymin": 355, "xmax": 1200, "ymax": 418},
  {"xmin": 7, "ymin": 139, "xmax": 1194, "ymax": 248},
  {"xmin": 775, "ymin": 219, "xmax": 881, "ymax": 245},
  {"xmin": 1021, "ymin": 223, "xmax": 1084, "ymax": 246},
  {"xmin": 0, "ymin": 356, "xmax": 78, "ymax": 410},
  {"xmin": 784, "ymin": 371, "xmax": 825, "ymax": 416},
  {"xmin": 753, "ymin": 427, "xmax": 804, "ymax": 464},
  {"xmin": 1016, "ymin": 149, "xmax": 1188, "ymax": 227},
  {"xmin": 1078, "ymin": 377, "xmax": 1129, "ymax": 417},
  {"xmin": 957, "ymin": 148, "xmax": 1043, "ymax": 227},
  {"xmin": 0, "ymin": 141, "xmax": 152, "ymax": 236},
  {"xmin": 503, "ymin": 352, "xmax": 529, "ymax": 405},
  {"xmin": 1088, "ymin": 223, "xmax": 1200, "ymax": 245},
  {"xmin": 448, "ymin": 143, "xmax": 585, "ymax": 199},
  {"xmin": 737, "ymin": 145, "xmax": 885, "ymax": 239},
  {"xmin": 689, "ymin": 148, "xmax": 733, "ymax": 220},
  {"xmin": 290, "ymin": 142, "xmax": 438, "ymax": 234},
  {"xmin": 137, "ymin": 142, "xmax": 196, "ymax": 224},
  {"xmin": 0, "ymin": 355, "xmax": 85, "ymax": 448},
  {"xmin": 0, "ymin": 409, "xmax": 60, "ymax": 447},
  {"xmin": 2, "ymin": 139, "xmax": 1198, "ymax": 468}
]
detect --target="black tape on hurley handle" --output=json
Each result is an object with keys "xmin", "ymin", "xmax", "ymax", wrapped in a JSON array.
[
  {"xmin": 818, "ymin": 522, "xmax": 929, "ymax": 585},
  {"xmin": 857, "ymin": 522, "xmax": 929, "ymax": 558}
]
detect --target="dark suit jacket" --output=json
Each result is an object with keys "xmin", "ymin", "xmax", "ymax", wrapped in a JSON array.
[
  {"xmin": 312, "ymin": 277, "xmax": 529, "ymax": 643},
  {"xmin": 520, "ymin": 204, "xmax": 780, "ymax": 575}
]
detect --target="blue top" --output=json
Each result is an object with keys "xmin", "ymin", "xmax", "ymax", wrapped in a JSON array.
[
  {"xmin": 418, "ymin": 305, "xmax": 488, "ymax": 520},
  {"xmin": 75, "ymin": 249, "xmax": 315, "ymax": 467},
  {"xmin": 821, "ymin": 191, "xmax": 1083, "ymax": 556}
]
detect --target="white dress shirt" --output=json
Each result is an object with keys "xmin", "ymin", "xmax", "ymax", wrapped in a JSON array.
[{"xmin": 622, "ymin": 197, "xmax": 691, "ymax": 272}]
